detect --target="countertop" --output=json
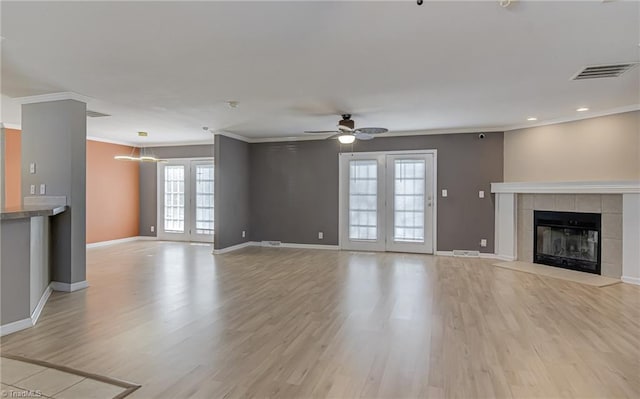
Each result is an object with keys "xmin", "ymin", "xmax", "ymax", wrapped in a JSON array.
[{"xmin": 1, "ymin": 205, "xmax": 68, "ymax": 220}]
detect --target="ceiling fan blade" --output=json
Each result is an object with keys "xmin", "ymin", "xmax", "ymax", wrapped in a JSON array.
[
  {"xmin": 354, "ymin": 132, "xmax": 374, "ymax": 140},
  {"xmin": 304, "ymin": 130, "xmax": 339, "ymax": 134},
  {"xmin": 355, "ymin": 127, "xmax": 389, "ymax": 135}
]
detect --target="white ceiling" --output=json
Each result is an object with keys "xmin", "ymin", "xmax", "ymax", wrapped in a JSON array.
[{"xmin": 1, "ymin": 1, "xmax": 639, "ymax": 146}]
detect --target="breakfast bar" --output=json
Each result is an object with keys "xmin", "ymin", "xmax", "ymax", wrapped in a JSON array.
[{"xmin": 1, "ymin": 204, "xmax": 67, "ymax": 335}]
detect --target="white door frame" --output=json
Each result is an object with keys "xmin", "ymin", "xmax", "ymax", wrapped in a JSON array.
[
  {"xmin": 338, "ymin": 149, "xmax": 438, "ymax": 253},
  {"xmin": 157, "ymin": 157, "xmax": 214, "ymax": 242}
]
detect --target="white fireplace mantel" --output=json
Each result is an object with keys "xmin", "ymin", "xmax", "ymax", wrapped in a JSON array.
[
  {"xmin": 491, "ymin": 180, "xmax": 640, "ymax": 194},
  {"xmin": 491, "ymin": 180, "xmax": 640, "ymax": 285}
]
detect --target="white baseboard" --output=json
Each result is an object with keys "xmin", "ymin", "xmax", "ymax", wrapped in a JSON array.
[
  {"xmin": 212, "ymin": 241, "xmax": 255, "ymax": 254},
  {"xmin": 621, "ymin": 276, "xmax": 640, "ymax": 285},
  {"xmin": 31, "ymin": 285, "xmax": 53, "ymax": 325},
  {"xmin": 1, "ymin": 283, "xmax": 53, "ymax": 336},
  {"xmin": 51, "ymin": 280, "xmax": 89, "ymax": 292},
  {"xmin": 269, "ymin": 242, "xmax": 339, "ymax": 250},
  {"xmin": 87, "ymin": 236, "xmax": 156, "ymax": 248},
  {"xmin": 0, "ymin": 317, "xmax": 32, "ymax": 337},
  {"xmin": 436, "ymin": 250, "xmax": 505, "ymax": 259},
  {"xmin": 213, "ymin": 241, "xmax": 340, "ymax": 254}
]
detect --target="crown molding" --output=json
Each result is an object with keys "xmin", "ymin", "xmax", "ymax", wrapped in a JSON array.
[
  {"xmin": 214, "ymin": 130, "xmax": 252, "ymax": 143},
  {"xmin": 13, "ymin": 91, "xmax": 92, "ymax": 105},
  {"xmin": 0, "ymin": 122, "xmax": 21, "ymax": 130},
  {"xmin": 144, "ymin": 139, "xmax": 214, "ymax": 148},
  {"xmin": 218, "ymin": 126, "xmax": 504, "ymax": 144},
  {"xmin": 501, "ymin": 104, "xmax": 640, "ymax": 132},
  {"xmin": 86, "ymin": 135, "xmax": 137, "ymax": 147}
]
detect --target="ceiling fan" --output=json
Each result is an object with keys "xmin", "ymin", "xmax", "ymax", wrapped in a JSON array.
[{"xmin": 304, "ymin": 114, "xmax": 389, "ymax": 144}]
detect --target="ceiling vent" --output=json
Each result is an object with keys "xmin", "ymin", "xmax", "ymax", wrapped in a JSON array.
[
  {"xmin": 86, "ymin": 110, "xmax": 111, "ymax": 118},
  {"xmin": 572, "ymin": 63, "xmax": 639, "ymax": 80}
]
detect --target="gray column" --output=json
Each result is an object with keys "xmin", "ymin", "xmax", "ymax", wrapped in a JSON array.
[{"xmin": 21, "ymin": 100, "xmax": 87, "ymax": 285}]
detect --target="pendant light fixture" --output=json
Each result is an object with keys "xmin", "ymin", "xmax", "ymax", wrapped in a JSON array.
[{"xmin": 114, "ymin": 132, "xmax": 165, "ymax": 162}]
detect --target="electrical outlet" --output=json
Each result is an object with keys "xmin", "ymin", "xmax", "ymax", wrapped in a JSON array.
[
  {"xmin": 479, "ymin": 190, "xmax": 485, "ymax": 198},
  {"xmin": 30, "ymin": 184, "xmax": 36, "ymax": 195},
  {"xmin": 441, "ymin": 189, "xmax": 448, "ymax": 198},
  {"xmin": 150, "ymin": 226, "xmax": 155, "ymax": 233},
  {"xmin": 39, "ymin": 184, "xmax": 46, "ymax": 195},
  {"xmin": 29, "ymin": 163, "xmax": 36, "ymax": 174},
  {"xmin": 318, "ymin": 231, "xmax": 324, "ymax": 240},
  {"xmin": 242, "ymin": 230, "xmax": 246, "ymax": 238},
  {"xmin": 480, "ymin": 239, "xmax": 487, "ymax": 247}
]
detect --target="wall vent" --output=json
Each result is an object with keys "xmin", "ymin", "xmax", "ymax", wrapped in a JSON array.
[
  {"xmin": 571, "ymin": 63, "xmax": 638, "ymax": 80},
  {"xmin": 86, "ymin": 110, "xmax": 111, "ymax": 118},
  {"xmin": 452, "ymin": 250, "xmax": 480, "ymax": 257}
]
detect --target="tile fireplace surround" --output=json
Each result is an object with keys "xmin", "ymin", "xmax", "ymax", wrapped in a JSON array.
[{"xmin": 491, "ymin": 181, "xmax": 640, "ymax": 285}]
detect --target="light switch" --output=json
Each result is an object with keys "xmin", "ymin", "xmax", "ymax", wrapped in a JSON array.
[
  {"xmin": 30, "ymin": 184, "xmax": 36, "ymax": 195},
  {"xmin": 39, "ymin": 184, "xmax": 46, "ymax": 195},
  {"xmin": 29, "ymin": 163, "xmax": 36, "ymax": 174},
  {"xmin": 441, "ymin": 189, "xmax": 448, "ymax": 198},
  {"xmin": 479, "ymin": 190, "xmax": 485, "ymax": 198}
]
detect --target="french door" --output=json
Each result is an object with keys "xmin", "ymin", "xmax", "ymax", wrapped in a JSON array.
[
  {"xmin": 157, "ymin": 159, "xmax": 214, "ymax": 243},
  {"xmin": 339, "ymin": 151, "xmax": 436, "ymax": 254}
]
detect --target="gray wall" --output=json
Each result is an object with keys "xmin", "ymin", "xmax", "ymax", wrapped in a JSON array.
[
  {"xmin": 1, "ymin": 218, "xmax": 31, "ymax": 324},
  {"xmin": 250, "ymin": 132, "xmax": 504, "ymax": 252},
  {"xmin": 214, "ymin": 135, "xmax": 251, "ymax": 249},
  {"xmin": 139, "ymin": 144, "xmax": 214, "ymax": 236},
  {"xmin": 21, "ymin": 100, "xmax": 87, "ymax": 283}
]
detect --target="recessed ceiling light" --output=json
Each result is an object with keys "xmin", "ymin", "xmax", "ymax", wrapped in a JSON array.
[
  {"xmin": 227, "ymin": 101, "xmax": 239, "ymax": 109},
  {"xmin": 137, "ymin": 131, "xmax": 148, "ymax": 137},
  {"xmin": 576, "ymin": 107, "xmax": 589, "ymax": 112},
  {"xmin": 527, "ymin": 117, "xmax": 537, "ymax": 121}
]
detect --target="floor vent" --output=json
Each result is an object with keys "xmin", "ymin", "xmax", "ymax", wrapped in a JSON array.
[
  {"xmin": 86, "ymin": 110, "xmax": 111, "ymax": 118},
  {"xmin": 571, "ymin": 63, "xmax": 638, "ymax": 80},
  {"xmin": 261, "ymin": 241, "xmax": 282, "ymax": 247},
  {"xmin": 453, "ymin": 250, "xmax": 480, "ymax": 257}
]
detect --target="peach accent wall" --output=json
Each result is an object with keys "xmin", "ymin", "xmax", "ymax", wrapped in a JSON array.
[
  {"xmin": 86, "ymin": 140, "xmax": 140, "ymax": 243},
  {"xmin": 4, "ymin": 128, "xmax": 22, "ymax": 208}
]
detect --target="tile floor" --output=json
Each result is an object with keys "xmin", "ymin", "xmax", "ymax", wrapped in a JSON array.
[{"xmin": 0, "ymin": 357, "xmax": 131, "ymax": 399}]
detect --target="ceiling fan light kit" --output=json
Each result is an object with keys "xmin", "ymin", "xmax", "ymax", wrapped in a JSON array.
[
  {"xmin": 338, "ymin": 134, "xmax": 356, "ymax": 144},
  {"xmin": 304, "ymin": 114, "xmax": 388, "ymax": 143}
]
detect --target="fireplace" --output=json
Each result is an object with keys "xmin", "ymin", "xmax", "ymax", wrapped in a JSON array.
[{"xmin": 533, "ymin": 210, "xmax": 601, "ymax": 275}]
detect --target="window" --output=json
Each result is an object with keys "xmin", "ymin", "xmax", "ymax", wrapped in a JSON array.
[
  {"xmin": 393, "ymin": 159, "xmax": 425, "ymax": 242},
  {"xmin": 349, "ymin": 160, "xmax": 378, "ymax": 240},
  {"xmin": 195, "ymin": 165, "xmax": 214, "ymax": 235},
  {"xmin": 164, "ymin": 165, "xmax": 185, "ymax": 233}
]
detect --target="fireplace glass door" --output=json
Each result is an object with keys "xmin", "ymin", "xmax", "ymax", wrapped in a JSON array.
[
  {"xmin": 536, "ymin": 227, "xmax": 598, "ymax": 263},
  {"xmin": 533, "ymin": 211, "xmax": 601, "ymax": 274}
]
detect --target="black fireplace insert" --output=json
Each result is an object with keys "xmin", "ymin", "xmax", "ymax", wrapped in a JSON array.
[{"xmin": 533, "ymin": 210, "xmax": 601, "ymax": 275}]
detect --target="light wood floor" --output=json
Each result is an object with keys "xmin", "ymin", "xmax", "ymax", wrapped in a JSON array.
[{"xmin": 2, "ymin": 241, "xmax": 639, "ymax": 398}]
